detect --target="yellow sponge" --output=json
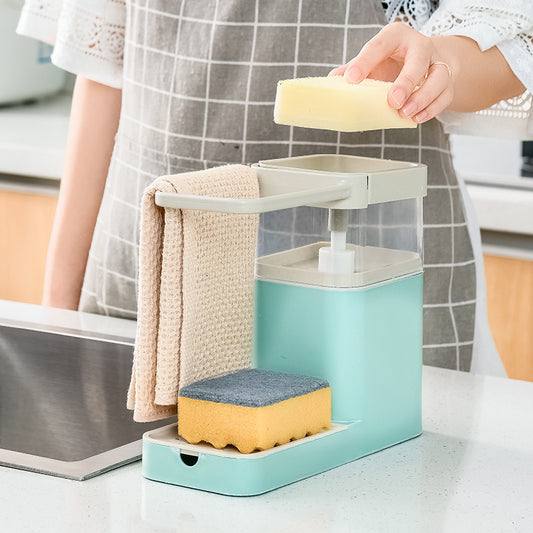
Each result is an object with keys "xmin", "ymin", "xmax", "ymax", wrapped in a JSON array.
[
  {"xmin": 178, "ymin": 369, "xmax": 331, "ymax": 454},
  {"xmin": 274, "ymin": 76, "xmax": 416, "ymax": 132}
]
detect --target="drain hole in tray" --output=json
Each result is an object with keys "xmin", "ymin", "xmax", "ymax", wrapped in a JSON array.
[{"xmin": 180, "ymin": 452, "xmax": 199, "ymax": 466}]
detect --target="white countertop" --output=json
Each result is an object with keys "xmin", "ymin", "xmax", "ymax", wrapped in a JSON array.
[
  {"xmin": 1, "ymin": 365, "xmax": 532, "ymax": 533},
  {"xmin": 0, "ymin": 92, "xmax": 70, "ymax": 180},
  {"xmin": 0, "ymin": 299, "xmax": 136, "ymax": 341},
  {"xmin": 450, "ymin": 135, "xmax": 533, "ymax": 239}
]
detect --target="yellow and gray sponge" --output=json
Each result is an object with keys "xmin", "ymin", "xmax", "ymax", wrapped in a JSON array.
[{"xmin": 178, "ymin": 369, "xmax": 331, "ymax": 454}]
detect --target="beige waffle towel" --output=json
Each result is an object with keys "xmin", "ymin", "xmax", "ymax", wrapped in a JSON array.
[{"xmin": 127, "ymin": 165, "xmax": 259, "ymax": 422}]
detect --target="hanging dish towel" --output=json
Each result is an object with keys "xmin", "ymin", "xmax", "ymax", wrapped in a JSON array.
[{"xmin": 127, "ymin": 165, "xmax": 259, "ymax": 422}]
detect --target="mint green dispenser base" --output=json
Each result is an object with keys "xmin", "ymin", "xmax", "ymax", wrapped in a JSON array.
[
  {"xmin": 141, "ymin": 274, "xmax": 423, "ymax": 497},
  {"xmin": 254, "ymin": 274, "xmax": 424, "ymax": 429}
]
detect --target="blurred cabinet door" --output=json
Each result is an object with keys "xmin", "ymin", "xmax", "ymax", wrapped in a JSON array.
[
  {"xmin": 485, "ymin": 254, "xmax": 533, "ymax": 381},
  {"xmin": 0, "ymin": 188, "xmax": 57, "ymax": 304}
]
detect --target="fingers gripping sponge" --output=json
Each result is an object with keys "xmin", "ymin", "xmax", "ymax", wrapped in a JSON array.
[{"xmin": 178, "ymin": 369, "xmax": 331, "ymax": 454}]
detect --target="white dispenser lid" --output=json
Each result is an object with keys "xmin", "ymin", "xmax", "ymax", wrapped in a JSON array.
[
  {"xmin": 155, "ymin": 154, "xmax": 427, "ymax": 213},
  {"xmin": 254, "ymin": 154, "xmax": 427, "ymax": 210}
]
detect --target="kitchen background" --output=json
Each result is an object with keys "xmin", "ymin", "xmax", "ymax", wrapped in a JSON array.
[{"xmin": 1, "ymin": 0, "xmax": 532, "ymax": 382}]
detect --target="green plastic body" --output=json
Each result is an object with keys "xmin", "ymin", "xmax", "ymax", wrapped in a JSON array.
[
  {"xmin": 142, "ymin": 274, "xmax": 423, "ymax": 496},
  {"xmin": 254, "ymin": 274, "xmax": 423, "ymax": 427}
]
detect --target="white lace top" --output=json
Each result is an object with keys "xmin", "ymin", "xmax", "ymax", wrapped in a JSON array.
[
  {"xmin": 16, "ymin": 0, "xmax": 533, "ymax": 137},
  {"xmin": 17, "ymin": 0, "xmax": 126, "ymax": 89}
]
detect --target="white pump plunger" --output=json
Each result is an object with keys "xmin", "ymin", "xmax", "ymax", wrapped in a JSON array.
[{"xmin": 318, "ymin": 209, "xmax": 355, "ymax": 275}]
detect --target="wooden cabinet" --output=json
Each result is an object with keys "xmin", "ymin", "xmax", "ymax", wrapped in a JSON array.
[
  {"xmin": 485, "ymin": 254, "xmax": 533, "ymax": 381},
  {"xmin": 0, "ymin": 188, "xmax": 57, "ymax": 304}
]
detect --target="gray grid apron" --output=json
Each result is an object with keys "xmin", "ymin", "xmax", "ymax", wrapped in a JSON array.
[{"xmin": 79, "ymin": 0, "xmax": 476, "ymax": 371}]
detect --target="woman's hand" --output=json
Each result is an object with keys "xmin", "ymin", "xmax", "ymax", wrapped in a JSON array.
[
  {"xmin": 329, "ymin": 22, "xmax": 458, "ymax": 124},
  {"xmin": 330, "ymin": 21, "xmax": 526, "ymax": 121}
]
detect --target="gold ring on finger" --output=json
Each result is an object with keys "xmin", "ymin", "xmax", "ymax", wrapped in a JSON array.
[{"xmin": 429, "ymin": 60, "xmax": 453, "ymax": 78}]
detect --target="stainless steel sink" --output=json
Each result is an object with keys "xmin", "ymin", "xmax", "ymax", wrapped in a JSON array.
[{"xmin": 0, "ymin": 320, "xmax": 173, "ymax": 480}]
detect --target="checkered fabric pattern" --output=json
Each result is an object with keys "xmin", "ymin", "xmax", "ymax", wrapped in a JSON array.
[{"xmin": 78, "ymin": 0, "xmax": 476, "ymax": 372}]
